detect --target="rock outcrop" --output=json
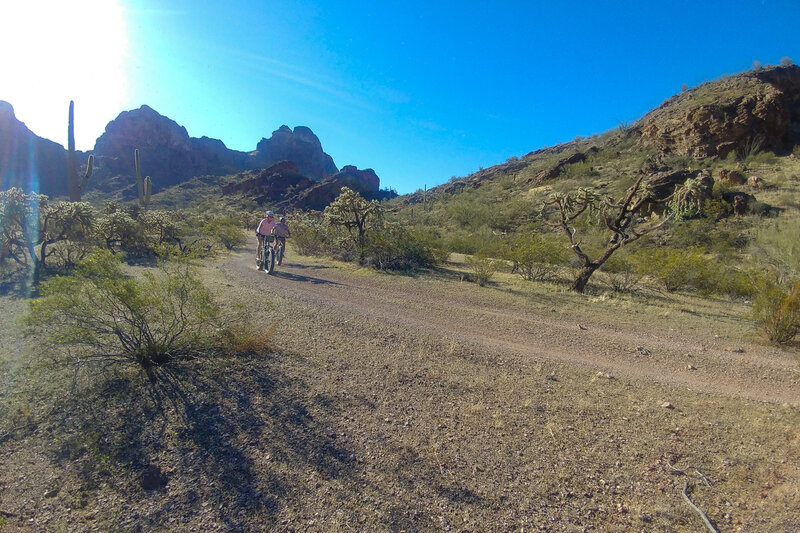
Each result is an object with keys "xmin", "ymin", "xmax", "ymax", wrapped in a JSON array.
[
  {"xmin": 253, "ymin": 126, "xmax": 338, "ymax": 180},
  {"xmin": 91, "ymin": 105, "xmax": 249, "ymax": 193},
  {"xmin": 636, "ymin": 65, "xmax": 800, "ymax": 158},
  {"xmin": 221, "ymin": 161, "xmax": 313, "ymax": 204},
  {"xmin": 221, "ymin": 161, "xmax": 390, "ymax": 211},
  {"xmin": 291, "ymin": 165, "xmax": 383, "ymax": 210}
]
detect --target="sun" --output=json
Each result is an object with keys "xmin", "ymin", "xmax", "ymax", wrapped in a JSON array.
[{"xmin": 0, "ymin": 0, "xmax": 128, "ymax": 150}]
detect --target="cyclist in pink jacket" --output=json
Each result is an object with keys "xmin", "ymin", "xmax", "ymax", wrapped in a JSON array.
[{"xmin": 255, "ymin": 211, "xmax": 277, "ymax": 270}]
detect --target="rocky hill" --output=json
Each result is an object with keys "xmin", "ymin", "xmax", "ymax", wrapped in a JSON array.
[
  {"xmin": 399, "ymin": 64, "xmax": 800, "ymax": 208},
  {"xmin": 635, "ymin": 65, "xmax": 800, "ymax": 158},
  {"xmin": 0, "ymin": 102, "xmax": 382, "ymax": 203}
]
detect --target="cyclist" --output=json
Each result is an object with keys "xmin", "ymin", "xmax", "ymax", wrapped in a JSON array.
[
  {"xmin": 273, "ymin": 216, "xmax": 291, "ymax": 258},
  {"xmin": 255, "ymin": 210, "xmax": 277, "ymax": 270}
]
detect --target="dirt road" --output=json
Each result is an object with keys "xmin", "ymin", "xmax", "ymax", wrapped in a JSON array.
[{"xmin": 230, "ymin": 242, "xmax": 800, "ymax": 406}]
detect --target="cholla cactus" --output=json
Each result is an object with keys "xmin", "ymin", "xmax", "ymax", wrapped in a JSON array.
[{"xmin": 669, "ymin": 177, "xmax": 706, "ymax": 218}]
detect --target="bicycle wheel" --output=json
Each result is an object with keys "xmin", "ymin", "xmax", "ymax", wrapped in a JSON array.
[
  {"xmin": 276, "ymin": 243, "xmax": 284, "ymax": 265},
  {"xmin": 264, "ymin": 246, "xmax": 276, "ymax": 274}
]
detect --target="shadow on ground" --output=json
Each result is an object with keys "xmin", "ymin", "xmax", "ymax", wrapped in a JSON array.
[{"xmin": 38, "ymin": 352, "xmax": 356, "ymax": 531}]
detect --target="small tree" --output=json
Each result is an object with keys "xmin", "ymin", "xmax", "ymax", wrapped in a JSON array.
[
  {"xmin": 0, "ymin": 188, "xmax": 41, "ymax": 268},
  {"xmin": 324, "ymin": 187, "xmax": 380, "ymax": 263},
  {"xmin": 545, "ymin": 175, "xmax": 672, "ymax": 293}
]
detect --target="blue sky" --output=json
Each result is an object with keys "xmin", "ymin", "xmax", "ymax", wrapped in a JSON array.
[{"xmin": 3, "ymin": 0, "xmax": 799, "ymax": 193}]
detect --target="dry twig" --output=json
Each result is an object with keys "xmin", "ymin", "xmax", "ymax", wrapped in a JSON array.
[{"xmin": 681, "ymin": 481, "xmax": 718, "ymax": 533}]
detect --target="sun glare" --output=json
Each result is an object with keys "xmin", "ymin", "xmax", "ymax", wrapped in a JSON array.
[{"xmin": 0, "ymin": 0, "xmax": 128, "ymax": 150}]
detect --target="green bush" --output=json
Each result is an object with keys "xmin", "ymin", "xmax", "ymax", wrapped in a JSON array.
[
  {"xmin": 291, "ymin": 212, "xmax": 332, "ymax": 256},
  {"xmin": 751, "ymin": 277, "xmax": 800, "ymax": 344},
  {"xmin": 500, "ymin": 233, "xmax": 568, "ymax": 282},
  {"xmin": 600, "ymin": 252, "xmax": 643, "ymax": 293},
  {"xmin": 466, "ymin": 254, "xmax": 497, "ymax": 286},
  {"xmin": 204, "ymin": 216, "xmax": 246, "ymax": 250},
  {"xmin": 364, "ymin": 225, "xmax": 446, "ymax": 271},
  {"xmin": 24, "ymin": 250, "xmax": 230, "ymax": 369},
  {"xmin": 631, "ymin": 247, "xmax": 715, "ymax": 292}
]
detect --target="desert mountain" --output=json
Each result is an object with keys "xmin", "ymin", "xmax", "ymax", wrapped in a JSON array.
[{"xmin": 0, "ymin": 102, "xmax": 382, "ymax": 203}]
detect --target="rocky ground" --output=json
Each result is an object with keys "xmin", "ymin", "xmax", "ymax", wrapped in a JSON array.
[{"xmin": 1, "ymin": 241, "xmax": 799, "ymax": 532}]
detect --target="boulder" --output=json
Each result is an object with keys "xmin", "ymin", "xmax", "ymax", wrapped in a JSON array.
[
  {"xmin": 716, "ymin": 168, "xmax": 746, "ymax": 186},
  {"xmin": 747, "ymin": 175, "xmax": 764, "ymax": 188}
]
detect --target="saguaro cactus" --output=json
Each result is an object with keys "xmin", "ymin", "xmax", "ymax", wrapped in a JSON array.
[
  {"xmin": 67, "ymin": 101, "xmax": 93, "ymax": 201},
  {"xmin": 134, "ymin": 149, "xmax": 152, "ymax": 208}
]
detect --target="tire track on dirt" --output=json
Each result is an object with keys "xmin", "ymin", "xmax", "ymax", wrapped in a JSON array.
[{"xmin": 229, "ymin": 246, "xmax": 800, "ymax": 405}]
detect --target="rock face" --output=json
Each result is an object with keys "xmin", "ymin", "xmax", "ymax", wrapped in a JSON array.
[
  {"xmin": 291, "ymin": 165, "xmax": 383, "ymax": 210},
  {"xmin": 0, "ymin": 101, "xmax": 79, "ymax": 197},
  {"xmin": 222, "ymin": 161, "xmax": 391, "ymax": 211},
  {"xmin": 221, "ymin": 161, "xmax": 313, "ymax": 203},
  {"xmin": 91, "ymin": 105, "xmax": 249, "ymax": 193},
  {"xmin": 253, "ymin": 126, "xmax": 338, "ymax": 180},
  {"xmin": 80, "ymin": 107, "xmax": 341, "ymax": 196},
  {"xmin": 636, "ymin": 65, "xmax": 800, "ymax": 158}
]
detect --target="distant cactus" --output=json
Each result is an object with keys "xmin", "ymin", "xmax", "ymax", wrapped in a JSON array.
[
  {"xmin": 144, "ymin": 175, "xmax": 152, "ymax": 206},
  {"xmin": 134, "ymin": 148, "xmax": 152, "ymax": 208},
  {"xmin": 67, "ymin": 102, "xmax": 93, "ymax": 202}
]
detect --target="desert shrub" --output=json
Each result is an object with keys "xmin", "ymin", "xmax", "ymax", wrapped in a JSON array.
[
  {"xmin": 501, "ymin": 233, "xmax": 568, "ymax": 282},
  {"xmin": 753, "ymin": 220, "xmax": 800, "ymax": 279},
  {"xmin": 466, "ymin": 254, "xmax": 497, "ymax": 286},
  {"xmin": 0, "ymin": 188, "xmax": 43, "ymax": 268},
  {"xmin": 364, "ymin": 224, "xmax": 446, "ymax": 271},
  {"xmin": 751, "ymin": 276, "xmax": 800, "ymax": 344},
  {"xmin": 97, "ymin": 210, "xmax": 141, "ymax": 252},
  {"xmin": 601, "ymin": 252, "xmax": 643, "ymax": 293},
  {"xmin": 441, "ymin": 226, "xmax": 498, "ymax": 255},
  {"xmin": 24, "ymin": 249, "xmax": 231, "ymax": 370},
  {"xmin": 631, "ymin": 247, "xmax": 716, "ymax": 292},
  {"xmin": 737, "ymin": 136, "xmax": 765, "ymax": 169},
  {"xmin": 291, "ymin": 212, "xmax": 331, "ymax": 256},
  {"xmin": 204, "ymin": 216, "xmax": 246, "ymax": 250},
  {"xmin": 445, "ymin": 193, "xmax": 493, "ymax": 230}
]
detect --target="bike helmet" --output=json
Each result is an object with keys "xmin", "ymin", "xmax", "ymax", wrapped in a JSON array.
[
  {"xmin": 279, "ymin": 217, "xmax": 286, "ymax": 223},
  {"xmin": 266, "ymin": 210, "xmax": 275, "ymax": 216}
]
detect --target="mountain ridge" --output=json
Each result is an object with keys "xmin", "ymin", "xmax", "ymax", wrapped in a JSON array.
[{"xmin": 0, "ymin": 102, "xmax": 381, "ymax": 201}]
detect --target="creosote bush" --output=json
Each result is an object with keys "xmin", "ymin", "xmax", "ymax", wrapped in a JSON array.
[
  {"xmin": 24, "ymin": 250, "xmax": 244, "ymax": 370},
  {"xmin": 500, "ymin": 233, "xmax": 568, "ymax": 282},
  {"xmin": 466, "ymin": 254, "xmax": 497, "ymax": 286},
  {"xmin": 751, "ymin": 276, "xmax": 800, "ymax": 344}
]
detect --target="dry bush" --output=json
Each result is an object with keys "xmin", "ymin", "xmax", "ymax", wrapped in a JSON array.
[{"xmin": 752, "ymin": 277, "xmax": 800, "ymax": 344}]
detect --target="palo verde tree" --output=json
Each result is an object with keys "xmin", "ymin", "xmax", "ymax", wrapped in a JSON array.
[
  {"xmin": 546, "ymin": 174, "xmax": 673, "ymax": 293},
  {"xmin": 324, "ymin": 186, "xmax": 380, "ymax": 263}
]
